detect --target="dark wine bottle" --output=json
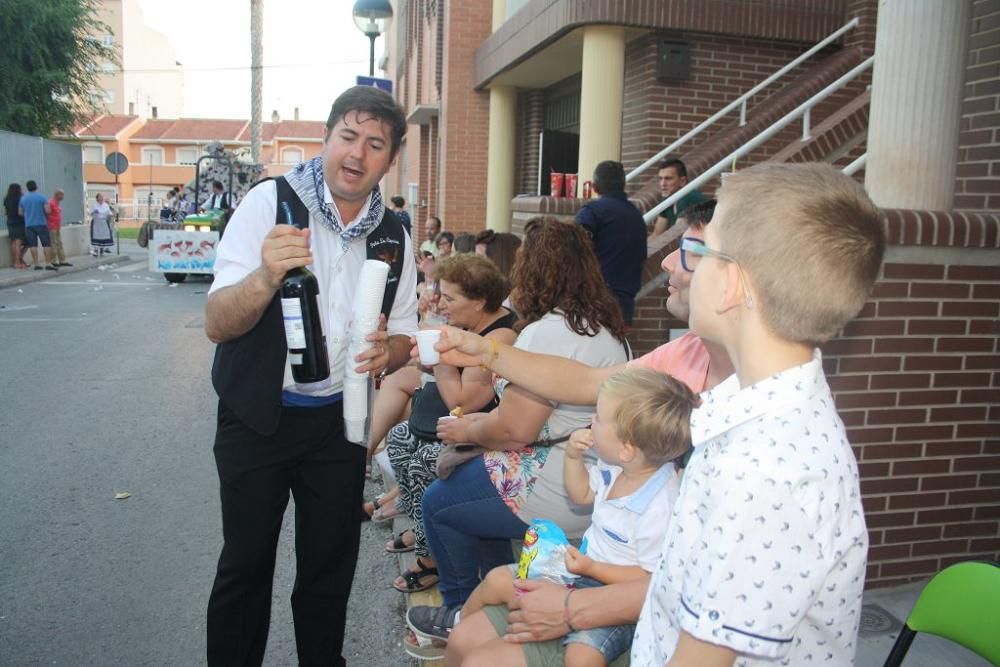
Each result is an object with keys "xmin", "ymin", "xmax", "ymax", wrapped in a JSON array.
[{"xmin": 280, "ymin": 267, "xmax": 330, "ymax": 383}]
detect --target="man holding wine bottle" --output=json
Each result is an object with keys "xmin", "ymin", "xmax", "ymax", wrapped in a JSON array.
[{"xmin": 204, "ymin": 86, "xmax": 418, "ymax": 667}]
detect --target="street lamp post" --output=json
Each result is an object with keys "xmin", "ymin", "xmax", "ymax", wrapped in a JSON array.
[{"xmin": 352, "ymin": 0, "xmax": 393, "ymax": 77}]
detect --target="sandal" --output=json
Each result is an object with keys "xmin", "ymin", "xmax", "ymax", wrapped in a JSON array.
[
  {"xmin": 385, "ymin": 529, "xmax": 416, "ymax": 553},
  {"xmin": 360, "ymin": 495, "xmax": 385, "ymax": 523},
  {"xmin": 402, "ymin": 629, "xmax": 446, "ymax": 660},
  {"xmin": 372, "ymin": 498, "xmax": 401, "ymax": 523},
  {"xmin": 393, "ymin": 558, "xmax": 439, "ymax": 593}
]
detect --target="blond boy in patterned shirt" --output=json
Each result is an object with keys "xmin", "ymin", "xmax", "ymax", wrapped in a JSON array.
[{"xmin": 630, "ymin": 163, "xmax": 885, "ymax": 666}]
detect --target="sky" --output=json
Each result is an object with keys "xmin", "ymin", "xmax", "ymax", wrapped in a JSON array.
[{"xmin": 136, "ymin": 0, "xmax": 388, "ymax": 121}]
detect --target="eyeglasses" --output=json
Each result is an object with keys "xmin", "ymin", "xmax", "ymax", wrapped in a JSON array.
[{"xmin": 680, "ymin": 238, "xmax": 754, "ymax": 308}]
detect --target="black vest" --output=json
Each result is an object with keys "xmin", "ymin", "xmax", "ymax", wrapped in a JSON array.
[{"xmin": 211, "ymin": 177, "xmax": 407, "ymax": 435}]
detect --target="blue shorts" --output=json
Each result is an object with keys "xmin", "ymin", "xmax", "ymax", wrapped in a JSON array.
[
  {"xmin": 25, "ymin": 225, "xmax": 51, "ymax": 248},
  {"xmin": 563, "ymin": 575, "xmax": 636, "ymax": 662}
]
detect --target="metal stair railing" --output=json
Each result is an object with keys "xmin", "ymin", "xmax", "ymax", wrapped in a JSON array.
[
  {"xmin": 843, "ymin": 152, "xmax": 868, "ymax": 176},
  {"xmin": 626, "ymin": 17, "xmax": 859, "ymax": 184},
  {"xmin": 643, "ymin": 56, "xmax": 874, "ymax": 224}
]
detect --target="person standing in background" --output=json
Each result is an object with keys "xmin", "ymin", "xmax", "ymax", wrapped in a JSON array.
[
  {"xmin": 47, "ymin": 189, "xmax": 71, "ymax": 267},
  {"xmin": 4, "ymin": 183, "xmax": 27, "ymax": 269},
  {"xmin": 390, "ymin": 195, "xmax": 412, "ymax": 235},
  {"xmin": 575, "ymin": 161, "xmax": 646, "ymax": 326},
  {"xmin": 90, "ymin": 193, "xmax": 115, "ymax": 256},
  {"xmin": 19, "ymin": 180, "xmax": 57, "ymax": 271}
]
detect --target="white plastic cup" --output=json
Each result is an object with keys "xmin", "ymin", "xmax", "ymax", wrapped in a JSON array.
[{"xmin": 414, "ymin": 330, "xmax": 441, "ymax": 365}]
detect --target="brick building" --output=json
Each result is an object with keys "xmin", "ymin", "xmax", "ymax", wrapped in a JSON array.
[
  {"xmin": 64, "ymin": 113, "xmax": 326, "ymax": 214},
  {"xmin": 387, "ymin": 0, "xmax": 999, "ymax": 588}
]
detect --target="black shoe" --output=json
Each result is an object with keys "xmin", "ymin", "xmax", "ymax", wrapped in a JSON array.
[
  {"xmin": 46, "ymin": 265, "xmax": 59, "ymax": 271},
  {"xmin": 59, "ymin": 262, "xmax": 72, "ymax": 267},
  {"xmin": 407, "ymin": 605, "xmax": 459, "ymax": 643},
  {"xmin": 34, "ymin": 266, "xmax": 42, "ymax": 271}
]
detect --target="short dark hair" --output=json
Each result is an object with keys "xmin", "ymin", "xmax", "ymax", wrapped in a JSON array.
[
  {"xmin": 326, "ymin": 86, "xmax": 407, "ymax": 158},
  {"xmin": 453, "ymin": 233, "xmax": 476, "ymax": 253},
  {"xmin": 212, "ymin": 180, "xmax": 223, "ymax": 190},
  {"xmin": 678, "ymin": 199, "xmax": 716, "ymax": 229},
  {"xmin": 26, "ymin": 180, "xmax": 38, "ymax": 191},
  {"xmin": 427, "ymin": 216, "xmax": 442, "ymax": 231},
  {"xmin": 435, "ymin": 231, "xmax": 455, "ymax": 246},
  {"xmin": 592, "ymin": 160, "xmax": 626, "ymax": 195},
  {"xmin": 658, "ymin": 158, "xmax": 688, "ymax": 179},
  {"xmin": 390, "ymin": 195, "xmax": 405, "ymax": 208}
]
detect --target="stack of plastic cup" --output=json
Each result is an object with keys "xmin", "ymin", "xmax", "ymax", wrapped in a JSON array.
[{"xmin": 344, "ymin": 260, "xmax": 391, "ymax": 444}]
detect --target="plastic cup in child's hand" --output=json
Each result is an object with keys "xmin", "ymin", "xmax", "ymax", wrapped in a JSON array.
[{"xmin": 414, "ymin": 330, "xmax": 441, "ymax": 365}]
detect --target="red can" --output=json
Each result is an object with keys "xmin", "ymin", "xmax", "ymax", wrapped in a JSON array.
[
  {"xmin": 582, "ymin": 180, "xmax": 593, "ymax": 199},
  {"xmin": 550, "ymin": 172, "xmax": 565, "ymax": 198},
  {"xmin": 565, "ymin": 173, "xmax": 578, "ymax": 199}
]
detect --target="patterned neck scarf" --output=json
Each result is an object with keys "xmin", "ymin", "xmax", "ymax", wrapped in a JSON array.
[{"xmin": 284, "ymin": 156, "xmax": 384, "ymax": 249}]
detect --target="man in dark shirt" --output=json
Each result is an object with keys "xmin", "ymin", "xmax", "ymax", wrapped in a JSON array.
[{"xmin": 575, "ymin": 160, "xmax": 647, "ymax": 326}]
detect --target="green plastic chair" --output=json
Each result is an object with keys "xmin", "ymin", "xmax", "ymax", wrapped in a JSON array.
[{"xmin": 884, "ymin": 561, "xmax": 1000, "ymax": 666}]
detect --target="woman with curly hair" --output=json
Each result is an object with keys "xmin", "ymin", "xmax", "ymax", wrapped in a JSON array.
[{"xmin": 403, "ymin": 217, "xmax": 629, "ymax": 655}]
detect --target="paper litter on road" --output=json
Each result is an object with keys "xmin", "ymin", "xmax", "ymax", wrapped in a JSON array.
[{"xmin": 114, "ymin": 491, "xmax": 131, "ymax": 500}]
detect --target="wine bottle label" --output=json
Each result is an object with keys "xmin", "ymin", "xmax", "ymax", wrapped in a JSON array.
[{"xmin": 280, "ymin": 298, "xmax": 307, "ymax": 349}]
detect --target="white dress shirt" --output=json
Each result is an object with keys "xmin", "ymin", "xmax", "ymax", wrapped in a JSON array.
[{"xmin": 631, "ymin": 351, "xmax": 868, "ymax": 666}]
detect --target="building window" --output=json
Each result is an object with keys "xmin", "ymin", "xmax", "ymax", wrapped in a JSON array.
[
  {"xmin": 102, "ymin": 62, "xmax": 116, "ymax": 73},
  {"xmin": 281, "ymin": 147, "xmax": 304, "ymax": 164},
  {"xmin": 102, "ymin": 34, "xmax": 114, "ymax": 46},
  {"xmin": 141, "ymin": 147, "xmax": 164, "ymax": 165},
  {"xmin": 103, "ymin": 90, "xmax": 115, "ymax": 103},
  {"xmin": 176, "ymin": 147, "xmax": 199, "ymax": 165},
  {"xmin": 83, "ymin": 144, "xmax": 104, "ymax": 164}
]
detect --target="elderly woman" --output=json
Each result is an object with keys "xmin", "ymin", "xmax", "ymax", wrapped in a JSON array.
[
  {"xmin": 385, "ymin": 253, "xmax": 518, "ymax": 593},
  {"xmin": 405, "ymin": 217, "xmax": 629, "ymax": 650}
]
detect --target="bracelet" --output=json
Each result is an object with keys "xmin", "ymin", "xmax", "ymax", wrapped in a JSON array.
[
  {"xmin": 480, "ymin": 338, "xmax": 499, "ymax": 372},
  {"xmin": 564, "ymin": 588, "xmax": 578, "ymax": 633}
]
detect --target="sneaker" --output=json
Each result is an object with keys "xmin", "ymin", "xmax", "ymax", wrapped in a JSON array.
[
  {"xmin": 58, "ymin": 262, "xmax": 73, "ymax": 267},
  {"xmin": 34, "ymin": 266, "xmax": 42, "ymax": 271},
  {"xmin": 407, "ymin": 605, "xmax": 460, "ymax": 643},
  {"xmin": 46, "ymin": 265, "xmax": 59, "ymax": 271}
]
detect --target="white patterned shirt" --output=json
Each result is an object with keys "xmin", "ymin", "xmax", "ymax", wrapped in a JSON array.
[{"xmin": 631, "ymin": 351, "xmax": 867, "ymax": 666}]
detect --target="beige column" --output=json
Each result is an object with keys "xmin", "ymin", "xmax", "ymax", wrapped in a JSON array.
[
  {"xmin": 576, "ymin": 25, "xmax": 625, "ymax": 198},
  {"xmin": 865, "ymin": 0, "xmax": 970, "ymax": 209},
  {"xmin": 485, "ymin": 85, "xmax": 517, "ymax": 232},
  {"xmin": 492, "ymin": 0, "xmax": 507, "ymax": 31}
]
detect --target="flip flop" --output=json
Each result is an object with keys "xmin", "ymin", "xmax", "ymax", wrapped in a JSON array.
[
  {"xmin": 393, "ymin": 558, "xmax": 439, "ymax": 593},
  {"xmin": 385, "ymin": 529, "xmax": 416, "ymax": 553}
]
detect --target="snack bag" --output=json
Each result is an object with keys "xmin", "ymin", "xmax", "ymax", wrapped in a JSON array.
[{"xmin": 516, "ymin": 519, "xmax": 578, "ymax": 585}]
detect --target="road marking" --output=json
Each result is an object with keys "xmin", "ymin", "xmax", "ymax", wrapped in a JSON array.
[
  {"xmin": 0, "ymin": 317, "xmax": 89, "ymax": 322},
  {"xmin": 42, "ymin": 281, "xmax": 158, "ymax": 286}
]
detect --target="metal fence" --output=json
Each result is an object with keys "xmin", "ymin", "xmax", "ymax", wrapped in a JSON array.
[{"xmin": 0, "ymin": 130, "xmax": 84, "ymax": 231}]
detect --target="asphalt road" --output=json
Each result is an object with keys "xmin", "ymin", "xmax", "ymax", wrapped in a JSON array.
[{"xmin": 0, "ymin": 248, "xmax": 412, "ymax": 666}]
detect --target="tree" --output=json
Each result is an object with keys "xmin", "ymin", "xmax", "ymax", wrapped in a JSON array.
[{"xmin": 0, "ymin": 0, "xmax": 117, "ymax": 137}]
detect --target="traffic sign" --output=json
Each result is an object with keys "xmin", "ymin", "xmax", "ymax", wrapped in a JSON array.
[
  {"xmin": 356, "ymin": 75, "xmax": 393, "ymax": 94},
  {"xmin": 105, "ymin": 151, "xmax": 129, "ymax": 175}
]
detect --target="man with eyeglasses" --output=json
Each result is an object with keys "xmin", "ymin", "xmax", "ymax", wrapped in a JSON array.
[{"xmin": 424, "ymin": 199, "xmax": 733, "ymax": 666}]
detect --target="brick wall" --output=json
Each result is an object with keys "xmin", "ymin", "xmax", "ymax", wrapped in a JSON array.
[
  {"xmin": 439, "ymin": 0, "xmax": 492, "ymax": 235},
  {"xmin": 622, "ymin": 31, "xmax": 864, "ymax": 196},
  {"xmin": 829, "ymin": 211, "xmax": 1000, "ymax": 586},
  {"xmin": 953, "ymin": 0, "xmax": 1000, "ymax": 213}
]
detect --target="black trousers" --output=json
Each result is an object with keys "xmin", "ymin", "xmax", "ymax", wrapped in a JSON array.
[{"xmin": 207, "ymin": 400, "xmax": 366, "ymax": 666}]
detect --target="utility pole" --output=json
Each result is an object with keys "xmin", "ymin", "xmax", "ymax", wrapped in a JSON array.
[{"xmin": 250, "ymin": 0, "xmax": 263, "ymax": 165}]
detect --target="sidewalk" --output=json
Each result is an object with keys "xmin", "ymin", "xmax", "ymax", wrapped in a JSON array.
[{"xmin": 0, "ymin": 251, "xmax": 135, "ymax": 290}]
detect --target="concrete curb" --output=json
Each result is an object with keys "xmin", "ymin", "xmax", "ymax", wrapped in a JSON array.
[{"xmin": 0, "ymin": 254, "xmax": 133, "ymax": 290}]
